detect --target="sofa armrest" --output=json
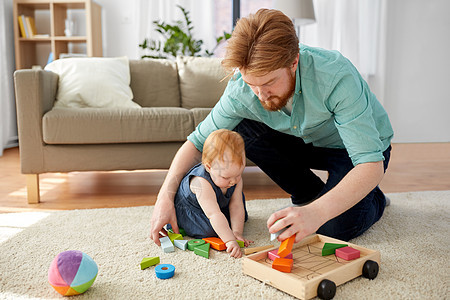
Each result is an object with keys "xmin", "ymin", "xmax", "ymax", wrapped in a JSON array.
[{"xmin": 14, "ymin": 69, "xmax": 59, "ymax": 173}]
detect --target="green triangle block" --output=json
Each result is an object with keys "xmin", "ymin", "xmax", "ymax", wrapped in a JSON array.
[
  {"xmin": 194, "ymin": 242, "xmax": 210, "ymax": 258},
  {"xmin": 236, "ymin": 240, "xmax": 245, "ymax": 248},
  {"xmin": 322, "ymin": 243, "xmax": 348, "ymax": 256},
  {"xmin": 140, "ymin": 257, "xmax": 160, "ymax": 270}
]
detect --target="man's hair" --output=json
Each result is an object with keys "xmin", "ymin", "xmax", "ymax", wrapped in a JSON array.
[
  {"xmin": 202, "ymin": 129, "xmax": 245, "ymax": 167},
  {"xmin": 222, "ymin": 8, "xmax": 299, "ymax": 76}
]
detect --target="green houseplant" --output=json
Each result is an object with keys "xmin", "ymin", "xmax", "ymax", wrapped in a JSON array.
[{"xmin": 139, "ymin": 5, "xmax": 230, "ymax": 59}]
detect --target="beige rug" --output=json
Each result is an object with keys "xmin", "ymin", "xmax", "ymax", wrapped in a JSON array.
[{"xmin": 0, "ymin": 191, "xmax": 448, "ymax": 299}]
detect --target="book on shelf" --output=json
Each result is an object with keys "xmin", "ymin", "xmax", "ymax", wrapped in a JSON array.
[
  {"xmin": 18, "ymin": 15, "xmax": 27, "ymax": 37},
  {"xmin": 18, "ymin": 15, "xmax": 45, "ymax": 38},
  {"xmin": 25, "ymin": 16, "xmax": 37, "ymax": 36}
]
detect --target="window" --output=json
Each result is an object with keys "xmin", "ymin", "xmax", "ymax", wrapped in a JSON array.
[{"xmin": 212, "ymin": 0, "xmax": 272, "ymax": 57}]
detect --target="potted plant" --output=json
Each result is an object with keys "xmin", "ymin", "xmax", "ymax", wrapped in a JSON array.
[{"xmin": 139, "ymin": 5, "xmax": 230, "ymax": 59}]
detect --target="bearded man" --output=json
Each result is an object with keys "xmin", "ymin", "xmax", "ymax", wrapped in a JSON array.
[{"xmin": 150, "ymin": 8, "xmax": 394, "ymax": 246}]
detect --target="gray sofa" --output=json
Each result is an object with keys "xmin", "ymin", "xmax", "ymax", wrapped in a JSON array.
[{"xmin": 14, "ymin": 56, "xmax": 236, "ymax": 204}]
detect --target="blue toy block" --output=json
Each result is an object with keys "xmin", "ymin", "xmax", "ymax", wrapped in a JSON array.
[
  {"xmin": 155, "ymin": 264, "xmax": 175, "ymax": 279},
  {"xmin": 174, "ymin": 239, "xmax": 188, "ymax": 250},
  {"xmin": 159, "ymin": 236, "xmax": 174, "ymax": 253}
]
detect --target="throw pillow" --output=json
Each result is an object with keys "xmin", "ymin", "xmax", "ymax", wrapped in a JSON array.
[
  {"xmin": 177, "ymin": 56, "xmax": 229, "ymax": 109},
  {"xmin": 44, "ymin": 56, "xmax": 140, "ymax": 108}
]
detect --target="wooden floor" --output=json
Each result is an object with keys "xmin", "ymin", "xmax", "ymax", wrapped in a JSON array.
[{"xmin": 0, "ymin": 143, "xmax": 449, "ymax": 213}]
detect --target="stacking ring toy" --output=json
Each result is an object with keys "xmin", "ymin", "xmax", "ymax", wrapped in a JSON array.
[
  {"xmin": 188, "ymin": 239, "xmax": 205, "ymax": 251},
  {"xmin": 155, "ymin": 264, "xmax": 175, "ymax": 279}
]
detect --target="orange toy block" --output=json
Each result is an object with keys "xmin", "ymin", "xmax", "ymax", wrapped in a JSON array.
[
  {"xmin": 277, "ymin": 234, "xmax": 296, "ymax": 258},
  {"xmin": 202, "ymin": 237, "xmax": 226, "ymax": 251},
  {"xmin": 272, "ymin": 257, "xmax": 294, "ymax": 273}
]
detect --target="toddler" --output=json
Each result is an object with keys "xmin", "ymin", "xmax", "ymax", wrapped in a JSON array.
[{"xmin": 174, "ymin": 129, "xmax": 252, "ymax": 258}]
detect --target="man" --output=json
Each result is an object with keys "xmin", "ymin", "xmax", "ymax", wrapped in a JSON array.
[{"xmin": 150, "ymin": 8, "xmax": 393, "ymax": 246}]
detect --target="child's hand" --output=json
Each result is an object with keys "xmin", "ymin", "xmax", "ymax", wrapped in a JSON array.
[
  {"xmin": 225, "ymin": 241, "xmax": 242, "ymax": 258},
  {"xmin": 243, "ymin": 238, "xmax": 254, "ymax": 247},
  {"xmin": 234, "ymin": 234, "xmax": 254, "ymax": 247}
]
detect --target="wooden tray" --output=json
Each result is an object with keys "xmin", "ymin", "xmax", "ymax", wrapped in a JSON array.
[{"xmin": 242, "ymin": 234, "xmax": 380, "ymax": 299}]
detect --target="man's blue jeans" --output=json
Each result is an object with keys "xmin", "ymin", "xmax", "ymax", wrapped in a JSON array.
[{"xmin": 234, "ymin": 119, "xmax": 391, "ymax": 241}]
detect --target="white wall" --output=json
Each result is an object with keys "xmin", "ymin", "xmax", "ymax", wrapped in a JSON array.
[
  {"xmin": 382, "ymin": 0, "xmax": 450, "ymax": 143},
  {"xmin": 94, "ymin": 0, "xmax": 140, "ymax": 58}
]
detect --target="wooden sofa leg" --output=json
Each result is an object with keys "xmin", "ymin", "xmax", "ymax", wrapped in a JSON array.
[{"xmin": 26, "ymin": 174, "xmax": 40, "ymax": 204}]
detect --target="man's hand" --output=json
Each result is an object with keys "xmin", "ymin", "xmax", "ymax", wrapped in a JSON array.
[
  {"xmin": 150, "ymin": 197, "xmax": 179, "ymax": 246},
  {"xmin": 267, "ymin": 204, "xmax": 323, "ymax": 243},
  {"xmin": 267, "ymin": 161, "xmax": 385, "ymax": 244},
  {"xmin": 149, "ymin": 140, "xmax": 202, "ymax": 246}
]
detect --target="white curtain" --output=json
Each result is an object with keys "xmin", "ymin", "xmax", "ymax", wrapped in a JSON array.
[
  {"xmin": 0, "ymin": 0, "xmax": 18, "ymax": 156},
  {"xmin": 301, "ymin": 0, "xmax": 381, "ymax": 80},
  {"xmin": 137, "ymin": 0, "xmax": 215, "ymax": 59}
]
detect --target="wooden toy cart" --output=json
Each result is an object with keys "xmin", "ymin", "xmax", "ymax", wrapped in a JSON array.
[{"xmin": 242, "ymin": 234, "xmax": 380, "ymax": 300}]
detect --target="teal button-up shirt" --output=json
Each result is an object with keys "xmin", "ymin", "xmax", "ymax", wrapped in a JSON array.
[{"xmin": 188, "ymin": 44, "xmax": 394, "ymax": 166}]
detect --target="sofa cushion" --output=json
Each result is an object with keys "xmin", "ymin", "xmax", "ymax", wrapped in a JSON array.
[
  {"xmin": 129, "ymin": 59, "xmax": 180, "ymax": 108},
  {"xmin": 190, "ymin": 108, "xmax": 212, "ymax": 128},
  {"xmin": 45, "ymin": 56, "xmax": 140, "ymax": 109},
  {"xmin": 177, "ymin": 56, "xmax": 229, "ymax": 109},
  {"xmin": 43, "ymin": 108, "xmax": 194, "ymax": 144}
]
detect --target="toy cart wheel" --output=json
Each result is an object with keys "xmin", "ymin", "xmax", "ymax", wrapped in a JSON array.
[
  {"xmin": 317, "ymin": 279, "xmax": 336, "ymax": 300},
  {"xmin": 362, "ymin": 260, "xmax": 379, "ymax": 279}
]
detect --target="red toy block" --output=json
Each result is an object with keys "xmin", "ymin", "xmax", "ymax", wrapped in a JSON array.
[
  {"xmin": 202, "ymin": 237, "xmax": 226, "ymax": 251},
  {"xmin": 267, "ymin": 249, "xmax": 293, "ymax": 261},
  {"xmin": 335, "ymin": 246, "xmax": 360, "ymax": 260},
  {"xmin": 272, "ymin": 258, "xmax": 294, "ymax": 273},
  {"xmin": 277, "ymin": 234, "xmax": 296, "ymax": 258}
]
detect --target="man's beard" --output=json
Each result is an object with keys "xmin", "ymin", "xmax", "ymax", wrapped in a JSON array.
[{"xmin": 260, "ymin": 71, "xmax": 296, "ymax": 111}]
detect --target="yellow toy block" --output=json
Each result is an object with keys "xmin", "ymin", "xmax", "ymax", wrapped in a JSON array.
[
  {"xmin": 140, "ymin": 257, "xmax": 160, "ymax": 270},
  {"xmin": 168, "ymin": 232, "xmax": 183, "ymax": 243}
]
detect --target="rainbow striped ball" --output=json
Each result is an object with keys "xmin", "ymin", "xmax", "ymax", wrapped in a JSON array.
[{"xmin": 48, "ymin": 250, "xmax": 98, "ymax": 296}]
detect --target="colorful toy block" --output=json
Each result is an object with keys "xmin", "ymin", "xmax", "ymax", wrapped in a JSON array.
[
  {"xmin": 270, "ymin": 220, "xmax": 288, "ymax": 241},
  {"xmin": 140, "ymin": 257, "xmax": 160, "ymax": 270},
  {"xmin": 194, "ymin": 242, "xmax": 210, "ymax": 258},
  {"xmin": 270, "ymin": 227, "xmax": 287, "ymax": 241},
  {"xmin": 272, "ymin": 257, "xmax": 294, "ymax": 273},
  {"xmin": 335, "ymin": 246, "xmax": 360, "ymax": 260},
  {"xmin": 168, "ymin": 232, "xmax": 183, "ymax": 243},
  {"xmin": 174, "ymin": 239, "xmax": 189, "ymax": 250},
  {"xmin": 166, "ymin": 224, "xmax": 186, "ymax": 236},
  {"xmin": 322, "ymin": 243, "xmax": 348, "ymax": 256},
  {"xmin": 202, "ymin": 237, "xmax": 226, "ymax": 251},
  {"xmin": 268, "ymin": 249, "xmax": 293, "ymax": 261},
  {"xmin": 277, "ymin": 234, "xmax": 296, "ymax": 258},
  {"xmin": 155, "ymin": 264, "xmax": 175, "ymax": 279},
  {"xmin": 236, "ymin": 240, "xmax": 245, "ymax": 248},
  {"xmin": 167, "ymin": 226, "xmax": 186, "ymax": 237},
  {"xmin": 159, "ymin": 236, "xmax": 174, "ymax": 253},
  {"xmin": 179, "ymin": 228, "xmax": 187, "ymax": 236},
  {"xmin": 187, "ymin": 239, "xmax": 206, "ymax": 251}
]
